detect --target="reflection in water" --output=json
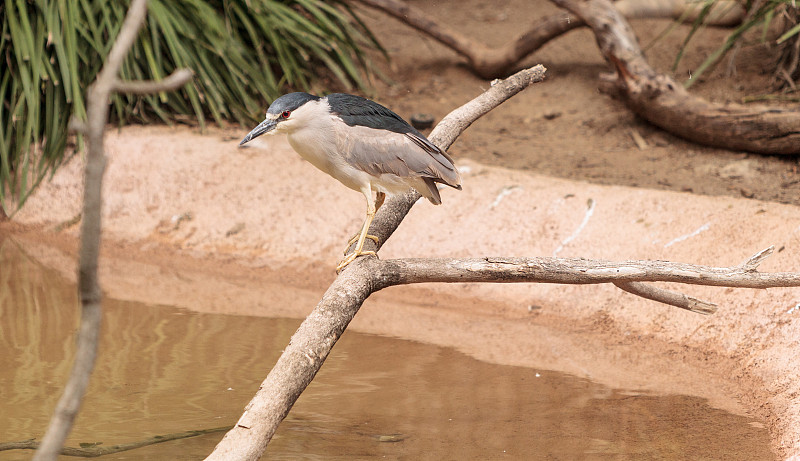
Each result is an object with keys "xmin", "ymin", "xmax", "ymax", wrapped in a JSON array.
[{"xmin": 0, "ymin": 238, "xmax": 774, "ymax": 460}]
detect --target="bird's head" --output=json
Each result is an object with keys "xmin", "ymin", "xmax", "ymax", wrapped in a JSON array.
[{"xmin": 239, "ymin": 92, "xmax": 321, "ymax": 146}]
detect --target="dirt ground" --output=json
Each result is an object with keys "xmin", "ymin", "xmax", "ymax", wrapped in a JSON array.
[
  {"xmin": 359, "ymin": 0, "xmax": 800, "ymax": 206},
  {"xmin": 3, "ymin": 0, "xmax": 800, "ymax": 458}
]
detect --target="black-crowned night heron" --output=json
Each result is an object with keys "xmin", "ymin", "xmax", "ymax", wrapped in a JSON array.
[{"xmin": 240, "ymin": 92, "xmax": 462, "ymax": 271}]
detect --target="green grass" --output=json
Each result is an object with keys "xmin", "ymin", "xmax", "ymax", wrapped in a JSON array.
[
  {"xmin": 0, "ymin": 0, "xmax": 381, "ymax": 214},
  {"xmin": 664, "ymin": 0, "xmax": 800, "ymax": 89}
]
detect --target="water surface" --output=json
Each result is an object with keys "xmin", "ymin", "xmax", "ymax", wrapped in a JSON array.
[{"xmin": 0, "ymin": 239, "xmax": 774, "ymax": 459}]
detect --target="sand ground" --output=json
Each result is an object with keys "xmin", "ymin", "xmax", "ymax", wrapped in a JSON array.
[{"xmin": 3, "ymin": 0, "xmax": 800, "ymax": 457}]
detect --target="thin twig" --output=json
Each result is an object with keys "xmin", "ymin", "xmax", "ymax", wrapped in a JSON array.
[
  {"xmin": 741, "ymin": 246, "xmax": 773, "ymax": 271},
  {"xmin": 113, "ymin": 69, "xmax": 194, "ymax": 94},
  {"xmin": 614, "ymin": 282, "xmax": 716, "ymax": 314},
  {"xmin": 4, "ymin": 426, "xmax": 230, "ymax": 458}
]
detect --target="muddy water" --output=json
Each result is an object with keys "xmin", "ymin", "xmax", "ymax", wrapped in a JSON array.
[{"xmin": 0, "ymin": 241, "xmax": 774, "ymax": 460}]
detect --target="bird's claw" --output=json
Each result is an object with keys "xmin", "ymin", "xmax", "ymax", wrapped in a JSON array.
[
  {"xmin": 336, "ymin": 250, "xmax": 377, "ymax": 273},
  {"xmin": 345, "ymin": 233, "xmax": 379, "ymax": 252}
]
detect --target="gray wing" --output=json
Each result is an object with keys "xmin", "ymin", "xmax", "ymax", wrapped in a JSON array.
[{"xmin": 336, "ymin": 124, "xmax": 462, "ymax": 190}]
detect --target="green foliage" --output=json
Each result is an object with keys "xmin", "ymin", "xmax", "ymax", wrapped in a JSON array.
[
  {"xmin": 0, "ymin": 0, "xmax": 380, "ymax": 213},
  {"xmin": 670, "ymin": 0, "xmax": 800, "ymax": 88}
]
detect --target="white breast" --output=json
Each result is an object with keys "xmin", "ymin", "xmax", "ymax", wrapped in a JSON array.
[{"xmin": 284, "ymin": 99, "xmax": 380, "ymax": 194}]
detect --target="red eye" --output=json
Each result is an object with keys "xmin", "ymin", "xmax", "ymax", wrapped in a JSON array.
[{"xmin": 281, "ymin": 110, "xmax": 291, "ymax": 118}]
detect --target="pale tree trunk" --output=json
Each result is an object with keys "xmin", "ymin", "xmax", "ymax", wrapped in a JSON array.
[{"xmin": 32, "ymin": 1, "xmax": 192, "ymax": 459}]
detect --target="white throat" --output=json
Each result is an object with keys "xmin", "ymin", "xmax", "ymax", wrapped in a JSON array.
[{"xmin": 283, "ymin": 99, "xmax": 339, "ymax": 173}]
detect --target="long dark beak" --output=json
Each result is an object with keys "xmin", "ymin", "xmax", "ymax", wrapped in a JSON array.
[{"xmin": 239, "ymin": 118, "xmax": 277, "ymax": 146}]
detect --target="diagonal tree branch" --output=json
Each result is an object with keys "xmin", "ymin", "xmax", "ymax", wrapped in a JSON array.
[
  {"xmin": 207, "ymin": 214, "xmax": 800, "ymax": 460},
  {"xmin": 205, "ymin": 64, "xmax": 548, "ymax": 461},
  {"xmin": 32, "ymin": 1, "xmax": 192, "ymax": 459}
]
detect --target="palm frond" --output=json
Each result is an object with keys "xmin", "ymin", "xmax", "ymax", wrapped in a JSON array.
[{"xmin": 0, "ymin": 0, "xmax": 382, "ymax": 214}]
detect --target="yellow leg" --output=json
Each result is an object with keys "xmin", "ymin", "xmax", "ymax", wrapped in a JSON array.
[
  {"xmin": 346, "ymin": 232, "xmax": 379, "ymax": 249},
  {"xmin": 344, "ymin": 192, "xmax": 386, "ymax": 250},
  {"xmin": 337, "ymin": 192, "xmax": 385, "ymax": 272}
]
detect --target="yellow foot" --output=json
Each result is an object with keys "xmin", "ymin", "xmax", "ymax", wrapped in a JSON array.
[
  {"xmin": 336, "ymin": 250, "xmax": 377, "ymax": 273},
  {"xmin": 345, "ymin": 233, "xmax": 380, "ymax": 252}
]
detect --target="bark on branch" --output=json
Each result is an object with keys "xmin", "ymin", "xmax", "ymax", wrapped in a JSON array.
[
  {"xmin": 378, "ymin": 246, "xmax": 789, "ymax": 319},
  {"xmin": 375, "ymin": 247, "xmax": 800, "ymax": 315},
  {"xmin": 380, "ymin": 249, "xmax": 797, "ymax": 289},
  {"xmin": 613, "ymin": 281, "xmax": 716, "ymax": 314},
  {"xmin": 32, "ymin": 1, "xmax": 192, "ymax": 459}
]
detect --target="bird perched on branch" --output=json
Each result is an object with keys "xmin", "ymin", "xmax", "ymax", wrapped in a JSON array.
[{"xmin": 240, "ymin": 92, "xmax": 462, "ymax": 272}]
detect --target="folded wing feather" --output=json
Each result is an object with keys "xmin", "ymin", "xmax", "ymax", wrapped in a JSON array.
[{"xmin": 337, "ymin": 125, "xmax": 462, "ymax": 190}]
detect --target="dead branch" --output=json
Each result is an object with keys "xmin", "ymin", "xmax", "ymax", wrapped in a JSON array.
[
  {"xmin": 32, "ymin": 1, "xmax": 192, "ymax": 460},
  {"xmin": 380, "ymin": 249, "xmax": 799, "ymax": 289},
  {"xmin": 357, "ymin": 0, "xmax": 581, "ymax": 78},
  {"xmin": 375, "ymin": 248, "xmax": 800, "ymax": 315},
  {"xmin": 613, "ymin": 281, "xmax": 716, "ymax": 314},
  {"xmin": 552, "ymin": 0, "xmax": 800, "ymax": 154},
  {"xmin": 5, "ymin": 427, "xmax": 229, "ymax": 458},
  {"xmin": 355, "ymin": 0, "xmax": 743, "ymax": 78},
  {"xmin": 205, "ymin": 64, "xmax": 548, "ymax": 461},
  {"xmin": 113, "ymin": 69, "xmax": 195, "ymax": 94}
]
